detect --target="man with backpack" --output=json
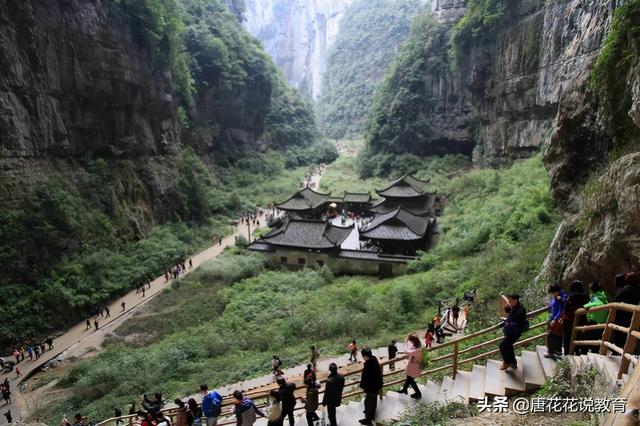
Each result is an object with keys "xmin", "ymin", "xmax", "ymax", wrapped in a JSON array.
[
  {"xmin": 200, "ymin": 384, "xmax": 222, "ymax": 426},
  {"xmin": 233, "ymin": 391, "xmax": 264, "ymax": 425}
]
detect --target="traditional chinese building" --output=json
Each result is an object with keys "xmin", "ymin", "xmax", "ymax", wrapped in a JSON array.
[
  {"xmin": 275, "ymin": 187, "xmax": 332, "ymax": 218},
  {"xmin": 370, "ymin": 174, "xmax": 437, "ymax": 216},
  {"xmin": 359, "ymin": 207, "xmax": 435, "ymax": 256}
]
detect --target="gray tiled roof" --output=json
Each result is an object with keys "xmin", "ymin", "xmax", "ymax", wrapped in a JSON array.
[
  {"xmin": 343, "ymin": 192, "xmax": 371, "ymax": 203},
  {"xmin": 337, "ymin": 250, "xmax": 415, "ymax": 263},
  {"xmin": 246, "ymin": 242, "xmax": 275, "ymax": 252},
  {"xmin": 376, "ymin": 174, "xmax": 430, "ymax": 198},
  {"xmin": 370, "ymin": 194, "xmax": 435, "ymax": 215},
  {"xmin": 258, "ymin": 219, "xmax": 353, "ymax": 249},
  {"xmin": 276, "ymin": 187, "xmax": 331, "ymax": 211},
  {"xmin": 360, "ymin": 207, "xmax": 431, "ymax": 240}
]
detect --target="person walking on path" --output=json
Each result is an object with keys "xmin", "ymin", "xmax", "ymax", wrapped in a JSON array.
[
  {"xmin": 388, "ymin": 340, "xmax": 398, "ymax": 371},
  {"xmin": 86, "ymin": 318, "xmax": 91, "ymax": 330},
  {"xmin": 266, "ymin": 390, "xmax": 283, "ymax": 426},
  {"xmin": 122, "ymin": 301, "xmax": 126, "ymax": 312},
  {"xmin": 614, "ymin": 273, "xmax": 640, "ymax": 350},
  {"xmin": 303, "ymin": 367, "xmax": 320, "ymax": 425},
  {"xmin": 310, "ymin": 346, "xmax": 319, "ymax": 368},
  {"xmin": 142, "ymin": 287, "xmax": 146, "ymax": 297},
  {"xmin": 425, "ymin": 324, "xmax": 434, "ymax": 348},
  {"xmin": 174, "ymin": 399, "xmax": 189, "ymax": 426},
  {"xmin": 563, "ymin": 280, "xmax": 590, "ymax": 355},
  {"xmin": 105, "ymin": 306, "xmax": 111, "ymax": 318},
  {"xmin": 583, "ymin": 281, "xmax": 609, "ymax": 353},
  {"xmin": 142, "ymin": 392, "xmax": 164, "ymax": 415},
  {"xmin": 276, "ymin": 378, "xmax": 296, "ymax": 426},
  {"xmin": 14, "ymin": 367, "xmax": 21, "ymax": 378},
  {"xmin": 398, "ymin": 334, "xmax": 423, "ymax": 399},
  {"xmin": 545, "ymin": 284, "xmax": 567, "ymax": 359},
  {"xmin": 187, "ymin": 398, "xmax": 203, "ymax": 426},
  {"xmin": 62, "ymin": 413, "xmax": 84, "ymax": 426},
  {"xmin": 322, "ymin": 363, "xmax": 344, "ymax": 426},
  {"xmin": 200, "ymin": 384, "xmax": 223, "ymax": 426},
  {"xmin": 499, "ymin": 294, "xmax": 527, "ymax": 370},
  {"xmin": 1, "ymin": 383, "xmax": 11, "ymax": 405},
  {"xmin": 233, "ymin": 390, "xmax": 264, "ymax": 426},
  {"xmin": 94, "ymin": 319, "xmax": 99, "ymax": 331},
  {"xmin": 359, "ymin": 348, "xmax": 383, "ymax": 425},
  {"xmin": 348, "ymin": 340, "xmax": 358, "ymax": 363}
]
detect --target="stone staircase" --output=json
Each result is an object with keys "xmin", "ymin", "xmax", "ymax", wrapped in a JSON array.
[
  {"xmin": 219, "ymin": 310, "xmax": 465, "ymax": 397},
  {"xmin": 247, "ymin": 347, "xmax": 635, "ymax": 426}
]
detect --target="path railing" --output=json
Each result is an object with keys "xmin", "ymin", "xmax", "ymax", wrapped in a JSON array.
[
  {"xmin": 96, "ymin": 306, "xmax": 548, "ymax": 426},
  {"xmin": 570, "ymin": 302, "xmax": 640, "ymax": 380}
]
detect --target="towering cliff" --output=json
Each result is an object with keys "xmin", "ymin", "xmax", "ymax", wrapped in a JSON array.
[
  {"xmin": 364, "ymin": 0, "xmax": 614, "ymax": 168},
  {"xmin": 0, "ymin": 0, "xmax": 316, "ymax": 348},
  {"xmin": 243, "ymin": 0, "xmax": 353, "ymax": 99},
  {"xmin": 317, "ymin": 0, "xmax": 423, "ymax": 139},
  {"xmin": 540, "ymin": 0, "xmax": 640, "ymax": 295}
]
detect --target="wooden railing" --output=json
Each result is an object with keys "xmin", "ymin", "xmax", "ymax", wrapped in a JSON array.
[
  {"xmin": 570, "ymin": 302, "xmax": 640, "ymax": 380},
  {"xmin": 96, "ymin": 306, "xmax": 548, "ymax": 426}
]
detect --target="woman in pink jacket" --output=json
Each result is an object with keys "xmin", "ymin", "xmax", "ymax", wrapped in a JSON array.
[{"xmin": 397, "ymin": 334, "xmax": 423, "ymax": 399}]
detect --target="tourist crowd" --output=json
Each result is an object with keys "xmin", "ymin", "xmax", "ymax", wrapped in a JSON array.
[{"xmin": 496, "ymin": 271, "xmax": 640, "ymax": 372}]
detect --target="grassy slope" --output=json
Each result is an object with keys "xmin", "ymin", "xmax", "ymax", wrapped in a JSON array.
[{"xmin": 40, "ymin": 154, "xmax": 558, "ymax": 421}]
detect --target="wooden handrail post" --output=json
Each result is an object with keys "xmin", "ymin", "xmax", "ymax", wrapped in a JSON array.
[
  {"xmin": 379, "ymin": 363, "xmax": 384, "ymax": 399},
  {"xmin": 452, "ymin": 341, "xmax": 459, "ymax": 379},
  {"xmin": 599, "ymin": 306, "xmax": 617, "ymax": 355},
  {"xmin": 619, "ymin": 311, "xmax": 640, "ymax": 379},
  {"xmin": 569, "ymin": 310, "xmax": 582, "ymax": 355}
]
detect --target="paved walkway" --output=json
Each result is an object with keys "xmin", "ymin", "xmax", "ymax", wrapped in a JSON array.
[
  {"xmin": 3, "ymin": 166, "xmax": 325, "ymax": 423},
  {"xmin": 0, "ymin": 214, "xmax": 262, "ymax": 423}
]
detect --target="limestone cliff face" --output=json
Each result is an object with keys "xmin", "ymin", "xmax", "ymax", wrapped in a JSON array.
[
  {"xmin": 243, "ymin": 0, "xmax": 353, "ymax": 99},
  {"xmin": 539, "ymin": 13, "xmax": 640, "ymax": 295},
  {"xmin": 462, "ymin": 0, "xmax": 612, "ymax": 162}
]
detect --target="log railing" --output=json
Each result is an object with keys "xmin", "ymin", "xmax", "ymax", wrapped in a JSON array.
[
  {"xmin": 570, "ymin": 302, "xmax": 640, "ymax": 380},
  {"xmin": 96, "ymin": 306, "xmax": 548, "ymax": 426}
]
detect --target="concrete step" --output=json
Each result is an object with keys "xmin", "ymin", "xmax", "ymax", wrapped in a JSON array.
[
  {"xmin": 567, "ymin": 354, "xmax": 584, "ymax": 371},
  {"xmin": 588, "ymin": 352, "xmax": 606, "ymax": 372},
  {"xmin": 522, "ymin": 350, "xmax": 546, "ymax": 390},
  {"xmin": 484, "ymin": 360, "xmax": 506, "ymax": 396},
  {"xmin": 581, "ymin": 354, "xmax": 590, "ymax": 365},
  {"xmin": 468, "ymin": 365, "xmax": 486, "ymax": 401},
  {"xmin": 438, "ymin": 375, "xmax": 454, "ymax": 402},
  {"xmin": 450, "ymin": 370, "xmax": 471, "ymax": 403},
  {"xmin": 421, "ymin": 381, "xmax": 441, "ymax": 403},
  {"xmin": 601, "ymin": 355, "xmax": 622, "ymax": 382},
  {"xmin": 536, "ymin": 345, "xmax": 557, "ymax": 378},
  {"xmin": 377, "ymin": 392, "xmax": 410, "ymax": 422},
  {"xmin": 503, "ymin": 356, "xmax": 526, "ymax": 395},
  {"xmin": 335, "ymin": 401, "xmax": 364, "ymax": 426}
]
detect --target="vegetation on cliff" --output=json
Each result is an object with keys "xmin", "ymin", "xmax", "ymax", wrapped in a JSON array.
[
  {"xmin": 0, "ymin": 149, "xmax": 310, "ymax": 349},
  {"xmin": 39, "ymin": 156, "xmax": 558, "ymax": 422},
  {"xmin": 317, "ymin": 0, "xmax": 422, "ymax": 139},
  {"xmin": 448, "ymin": 0, "xmax": 509, "ymax": 70},
  {"xmin": 591, "ymin": 0, "xmax": 640, "ymax": 153},
  {"xmin": 361, "ymin": 13, "xmax": 451, "ymax": 177},
  {"xmin": 0, "ymin": 0, "xmax": 323, "ymax": 350}
]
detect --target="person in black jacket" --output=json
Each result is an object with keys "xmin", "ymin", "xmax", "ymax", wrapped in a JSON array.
[
  {"xmin": 276, "ymin": 378, "xmax": 296, "ymax": 426},
  {"xmin": 358, "ymin": 348, "xmax": 382, "ymax": 425},
  {"xmin": 614, "ymin": 273, "xmax": 640, "ymax": 350},
  {"xmin": 322, "ymin": 363, "xmax": 345, "ymax": 426},
  {"xmin": 499, "ymin": 294, "xmax": 527, "ymax": 370},
  {"xmin": 142, "ymin": 393, "xmax": 164, "ymax": 415},
  {"xmin": 562, "ymin": 280, "xmax": 591, "ymax": 355}
]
